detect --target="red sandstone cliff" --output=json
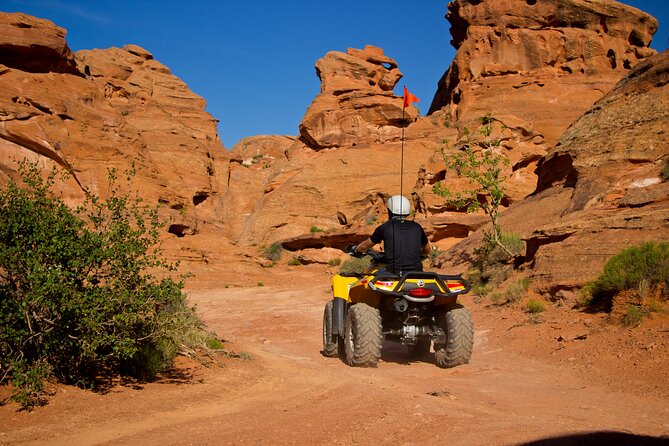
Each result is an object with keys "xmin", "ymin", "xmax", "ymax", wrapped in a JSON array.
[
  {"xmin": 0, "ymin": 13, "xmax": 229, "ymax": 244},
  {"xmin": 0, "ymin": 1, "xmax": 666, "ymax": 294}
]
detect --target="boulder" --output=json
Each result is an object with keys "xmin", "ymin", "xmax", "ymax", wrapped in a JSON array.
[
  {"xmin": 0, "ymin": 13, "xmax": 79, "ymax": 75},
  {"xmin": 298, "ymin": 45, "xmax": 419, "ymax": 150}
]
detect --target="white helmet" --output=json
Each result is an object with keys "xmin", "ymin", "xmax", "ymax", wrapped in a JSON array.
[{"xmin": 386, "ymin": 195, "xmax": 411, "ymax": 217}]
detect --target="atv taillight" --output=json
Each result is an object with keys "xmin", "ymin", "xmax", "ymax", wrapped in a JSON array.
[{"xmin": 408, "ymin": 288, "xmax": 432, "ymax": 297}]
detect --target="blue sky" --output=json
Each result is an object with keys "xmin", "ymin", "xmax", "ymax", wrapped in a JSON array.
[{"xmin": 5, "ymin": 0, "xmax": 668, "ymax": 149}]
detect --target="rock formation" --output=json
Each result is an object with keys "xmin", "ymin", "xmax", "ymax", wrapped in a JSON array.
[
  {"xmin": 439, "ymin": 49, "xmax": 669, "ymax": 299},
  {"xmin": 0, "ymin": 13, "xmax": 229, "ymax": 241},
  {"xmin": 0, "ymin": 12, "xmax": 80, "ymax": 75},
  {"xmin": 224, "ymin": 0, "xmax": 661, "ymax": 258},
  {"xmin": 1, "ymin": 2, "xmax": 665, "ymax": 299},
  {"xmin": 429, "ymin": 0, "xmax": 657, "ymax": 144},
  {"xmin": 298, "ymin": 45, "xmax": 419, "ymax": 150},
  {"xmin": 524, "ymin": 49, "xmax": 669, "ymax": 295},
  {"xmin": 219, "ymin": 44, "xmax": 455, "ymax": 249},
  {"xmin": 413, "ymin": 0, "xmax": 660, "ymax": 238}
]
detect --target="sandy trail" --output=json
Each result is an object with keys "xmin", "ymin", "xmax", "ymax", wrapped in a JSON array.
[{"xmin": 1, "ymin": 281, "xmax": 668, "ymax": 445}]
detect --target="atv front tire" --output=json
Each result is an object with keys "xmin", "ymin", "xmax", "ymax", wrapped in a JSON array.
[
  {"xmin": 322, "ymin": 300, "xmax": 340, "ymax": 357},
  {"xmin": 344, "ymin": 303, "xmax": 383, "ymax": 367},
  {"xmin": 434, "ymin": 305, "xmax": 473, "ymax": 368}
]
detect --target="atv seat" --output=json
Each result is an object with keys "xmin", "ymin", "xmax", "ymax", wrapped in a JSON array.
[
  {"xmin": 339, "ymin": 271, "xmax": 365, "ymax": 278},
  {"xmin": 371, "ymin": 270, "xmax": 401, "ymax": 282}
]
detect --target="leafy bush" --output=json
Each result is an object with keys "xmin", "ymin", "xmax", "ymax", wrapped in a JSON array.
[
  {"xmin": 588, "ymin": 242, "xmax": 669, "ymax": 307},
  {"xmin": 288, "ymin": 257, "xmax": 301, "ymax": 266},
  {"xmin": 310, "ymin": 225, "xmax": 324, "ymax": 233},
  {"xmin": 0, "ymin": 161, "xmax": 200, "ymax": 407},
  {"xmin": 205, "ymin": 337, "xmax": 225, "ymax": 350},
  {"xmin": 476, "ymin": 232, "xmax": 524, "ymax": 266},
  {"xmin": 328, "ymin": 257, "xmax": 342, "ymax": 267},
  {"xmin": 575, "ymin": 284, "xmax": 595, "ymax": 308}
]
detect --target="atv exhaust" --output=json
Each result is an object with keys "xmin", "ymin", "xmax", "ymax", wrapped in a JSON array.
[{"xmin": 392, "ymin": 298, "xmax": 409, "ymax": 312}]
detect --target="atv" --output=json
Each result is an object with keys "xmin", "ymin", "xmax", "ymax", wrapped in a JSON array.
[{"xmin": 322, "ymin": 249, "xmax": 473, "ymax": 368}]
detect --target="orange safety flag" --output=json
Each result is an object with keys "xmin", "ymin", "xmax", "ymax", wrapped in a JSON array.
[{"xmin": 403, "ymin": 86, "xmax": 419, "ymax": 108}]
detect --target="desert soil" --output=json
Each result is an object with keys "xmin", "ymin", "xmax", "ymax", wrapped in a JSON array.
[{"xmin": 1, "ymin": 265, "xmax": 668, "ymax": 446}]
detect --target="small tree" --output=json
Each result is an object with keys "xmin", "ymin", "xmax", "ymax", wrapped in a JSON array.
[{"xmin": 432, "ymin": 114, "xmax": 515, "ymax": 257}]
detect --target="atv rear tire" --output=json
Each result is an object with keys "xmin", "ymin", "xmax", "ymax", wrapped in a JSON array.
[
  {"xmin": 322, "ymin": 300, "xmax": 339, "ymax": 358},
  {"xmin": 344, "ymin": 303, "xmax": 382, "ymax": 367},
  {"xmin": 434, "ymin": 305, "xmax": 473, "ymax": 368},
  {"xmin": 407, "ymin": 337, "xmax": 431, "ymax": 359}
]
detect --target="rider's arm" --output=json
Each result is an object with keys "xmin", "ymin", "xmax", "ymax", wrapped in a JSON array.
[{"xmin": 355, "ymin": 237, "xmax": 375, "ymax": 254}]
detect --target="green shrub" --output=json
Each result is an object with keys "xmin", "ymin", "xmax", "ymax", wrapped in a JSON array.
[
  {"xmin": 468, "ymin": 232, "xmax": 524, "ymax": 287},
  {"xmin": 339, "ymin": 256, "xmax": 372, "ymax": 276},
  {"xmin": 328, "ymin": 257, "xmax": 342, "ymax": 267},
  {"xmin": 526, "ymin": 299, "xmax": 546, "ymax": 313},
  {"xmin": 589, "ymin": 242, "xmax": 669, "ymax": 307},
  {"xmin": 365, "ymin": 215, "xmax": 378, "ymax": 225},
  {"xmin": 487, "ymin": 290, "xmax": 503, "ymax": 304},
  {"xmin": 505, "ymin": 278, "xmax": 530, "ymax": 303},
  {"xmin": 0, "ymin": 161, "xmax": 200, "ymax": 408},
  {"xmin": 425, "ymin": 247, "xmax": 444, "ymax": 268},
  {"xmin": 263, "ymin": 242, "xmax": 284, "ymax": 261},
  {"xmin": 623, "ymin": 305, "xmax": 647, "ymax": 326},
  {"xmin": 576, "ymin": 284, "xmax": 595, "ymax": 308},
  {"xmin": 310, "ymin": 225, "xmax": 324, "ymax": 233},
  {"xmin": 288, "ymin": 257, "xmax": 301, "ymax": 266},
  {"xmin": 478, "ymin": 232, "xmax": 524, "ymax": 265},
  {"xmin": 205, "ymin": 336, "xmax": 225, "ymax": 350},
  {"xmin": 662, "ymin": 160, "xmax": 669, "ymax": 182}
]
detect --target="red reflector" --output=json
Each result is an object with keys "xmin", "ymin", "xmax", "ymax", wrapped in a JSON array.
[{"xmin": 408, "ymin": 288, "xmax": 432, "ymax": 297}]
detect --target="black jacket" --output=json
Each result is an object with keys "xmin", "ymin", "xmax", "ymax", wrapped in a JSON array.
[{"xmin": 370, "ymin": 218, "xmax": 428, "ymax": 274}]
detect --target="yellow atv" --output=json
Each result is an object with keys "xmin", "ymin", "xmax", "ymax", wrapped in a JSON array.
[{"xmin": 322, "ymin": 249, "xmax": 473, "ymax": 368}]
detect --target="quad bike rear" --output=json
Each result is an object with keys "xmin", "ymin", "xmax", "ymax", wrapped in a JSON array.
[{"xmin": 322, "ymin": 250, "xmax": 473, "ymax": 368}]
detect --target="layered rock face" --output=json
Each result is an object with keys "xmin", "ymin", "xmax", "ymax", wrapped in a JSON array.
[
  {"xmin": 2, "ymin": 4, "xmax": 665, "ymax": 293},
  {"xmin": 298, "ymin": 45, "xmax": 419, "ymax": 150},
  {"xmin": 428, "ymin": 0, "xmax": 657, "ymax": 145},
  {"xmin": 0, "ymin": 13, "xmax": 229, "ymax": 240},
  {"xmin": 523, "ymin": 49, "xmax": 669, "ymax": 295},
  {"xmin": 439, "ymin": 49, "xmax": 668, "ymax": 297},
  {"xmin": 413, "ymin": 0, "xmax": 660, "ymax": 237}
]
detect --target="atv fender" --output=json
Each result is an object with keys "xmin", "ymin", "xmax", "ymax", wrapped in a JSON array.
[
  {"xmin": 332, "ymin": 297, "xmax": 347, "ymax": 337},
  {"xmin": 332, "ymin": 274, "xmax": 357, "ymax": 301}
]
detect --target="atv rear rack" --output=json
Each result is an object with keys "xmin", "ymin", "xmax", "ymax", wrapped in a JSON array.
[{"xmin": 367, "ymin": 271, "xmax": 471, "ymax": 299}]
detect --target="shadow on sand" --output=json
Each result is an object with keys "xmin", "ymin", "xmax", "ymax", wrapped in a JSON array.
[{"xmin": 514, "ymin": 431, "xmax": 669, "ymax": 446}]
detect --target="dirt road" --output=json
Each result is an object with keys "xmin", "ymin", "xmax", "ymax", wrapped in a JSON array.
[{"xmin": 2, "ymin": 276, "xmax": 668, "ymax": 445}]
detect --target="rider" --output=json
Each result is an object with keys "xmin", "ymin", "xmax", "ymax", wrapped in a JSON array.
[{"xmin": 354, "ymin": 195, "xmax": 431, "ymax": 275}]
